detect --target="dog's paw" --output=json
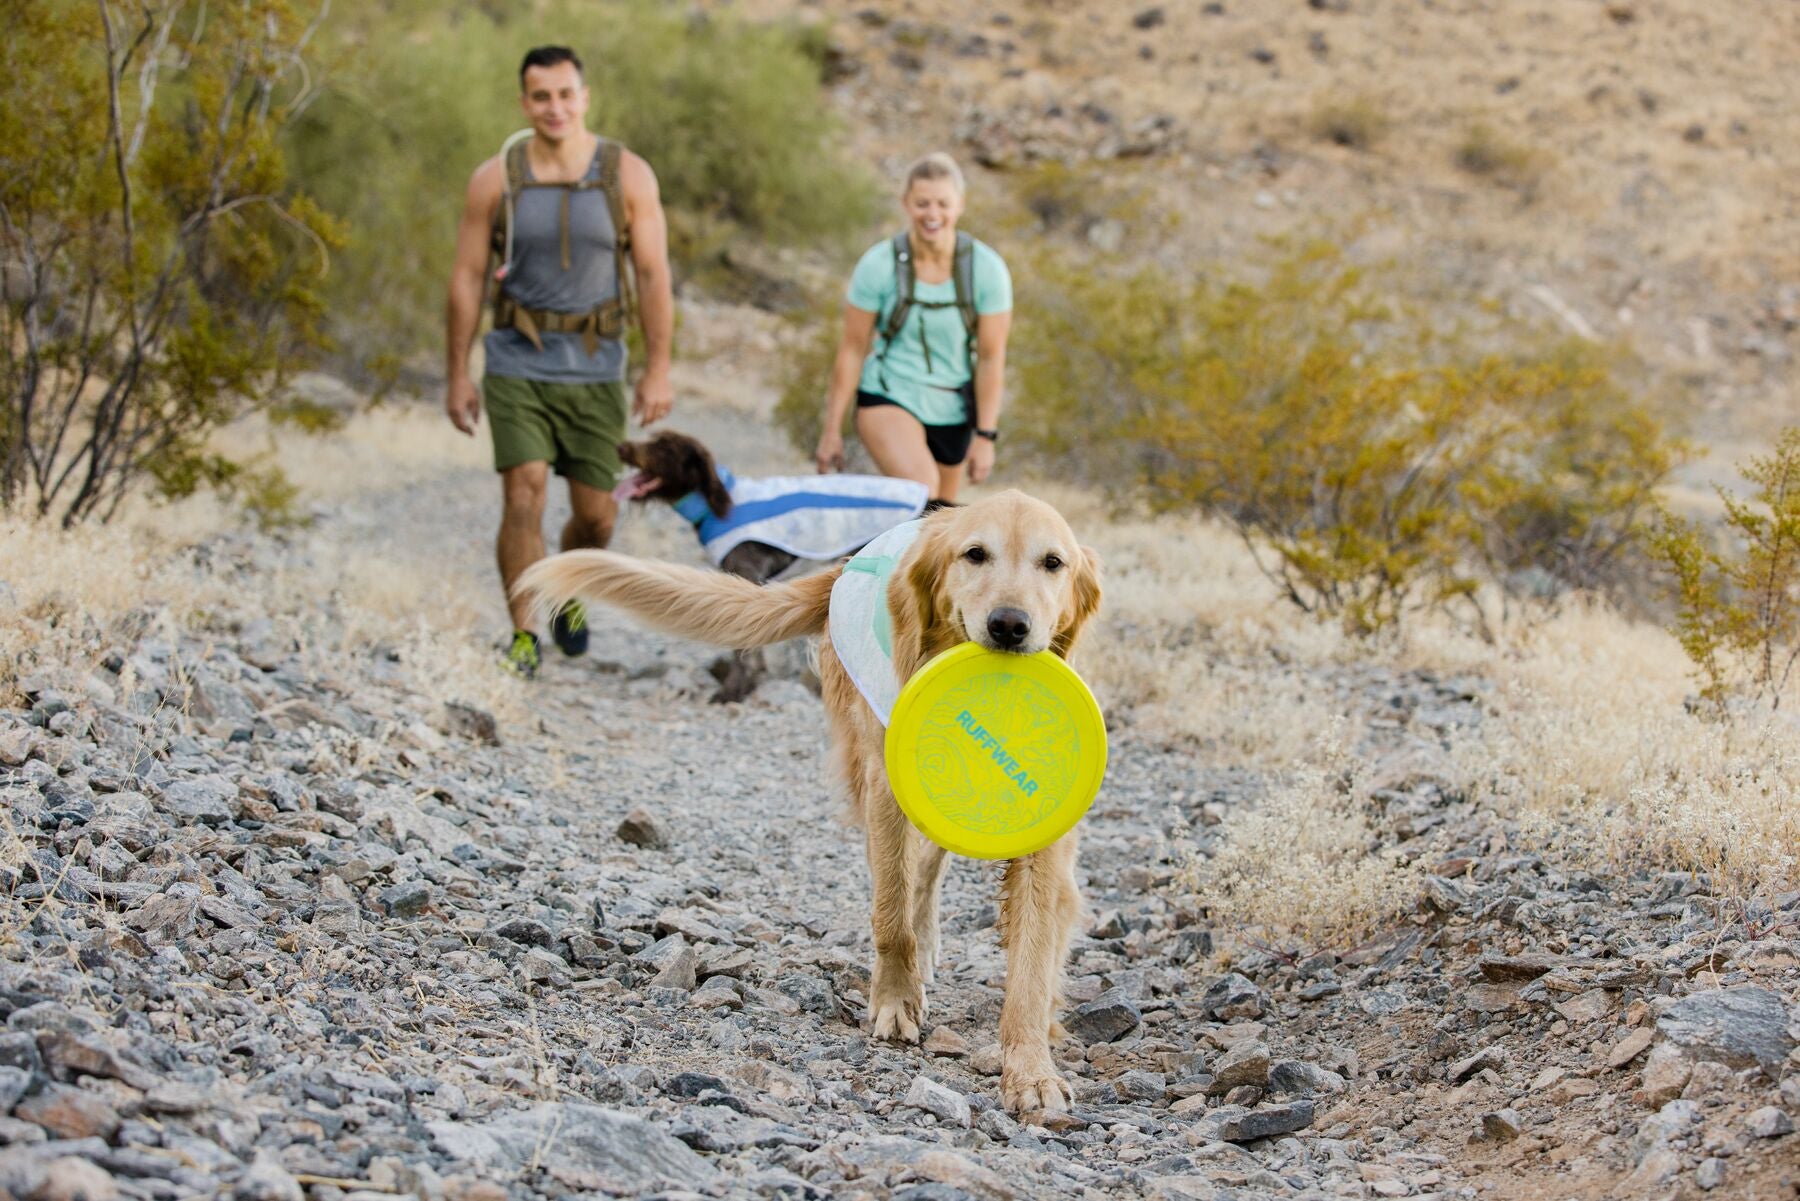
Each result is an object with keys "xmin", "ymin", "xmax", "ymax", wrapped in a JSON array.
[
  {"xmin": 869, "ymin": 985, "xmax": 925, "ymax": 1043},
  {"xmin": 1001, "ymin": 1058, "xmax": 1073, "ymax": 1115}
]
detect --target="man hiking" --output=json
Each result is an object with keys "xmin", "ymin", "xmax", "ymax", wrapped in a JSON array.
[{"xmin": 444, "ymin": 45, "xmax": 675, "ymax": 679}]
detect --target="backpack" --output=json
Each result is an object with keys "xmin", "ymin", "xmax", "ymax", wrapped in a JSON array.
[
  {"xmin": 488, "ymin": 129, "xmax": 636, "ymax": 352},
  {"xmin": 876, "ymin": 230, "xmax": 980, "ymax": 381}
]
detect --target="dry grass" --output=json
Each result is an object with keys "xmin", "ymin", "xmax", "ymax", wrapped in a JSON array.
[
  {"xmin": 1178, "ymin": 725, "xmax": 1422, "ymax": 953},
  {"xmin": 2, "ymin": 404, "xmax": 525, "ymax": 729},
  {"xmin": 1452, "ymin": 122, "xmax": 1549, "ymax": 190},
  {"xmin": 1308, "ymin": 95, "xmax": 1390, "ymax": 151},
  {"xmin": 1441, "ymin": 601, "xmax": 1800, "ymax": 906},
  {"xmin": 1019, "ymin": 479, "xmax": 1799, "ymax": 941}
]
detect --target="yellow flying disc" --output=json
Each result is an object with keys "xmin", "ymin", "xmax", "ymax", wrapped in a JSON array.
[{"xmin": 884, "ymin": 643, "xmax": 1107, "ymax": 860}]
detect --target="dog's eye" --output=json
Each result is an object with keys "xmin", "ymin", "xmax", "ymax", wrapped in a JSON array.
[
  {"xmin": 1043, "ymin": 554, "xmax": 1064, "ymax": 572},
  {"xmin": 963, "ymin": 545, "xmax": 988, "ymax": 564}
]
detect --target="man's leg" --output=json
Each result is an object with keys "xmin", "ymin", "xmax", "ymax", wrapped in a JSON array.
[
  {"xmin": 498, "ymin": 460, "xmax": 550, "ymax": 632},
  {"xmin": 563, "ymin": 479, "xmax": 617, "ymax": 552}
]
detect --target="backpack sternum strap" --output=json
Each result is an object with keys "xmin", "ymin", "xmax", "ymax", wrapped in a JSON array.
[{"xmin": 877, "ymin": 231, "xmax": 981, "ymax": 385}]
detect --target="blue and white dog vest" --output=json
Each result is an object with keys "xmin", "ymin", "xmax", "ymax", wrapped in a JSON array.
[
  {"xmin": 674, "ymin": 468, "xmax": 928, "ymax": 566},
  {"xmin": 827, "ymin": 519, "xmax": 925, "ymax": 727}
]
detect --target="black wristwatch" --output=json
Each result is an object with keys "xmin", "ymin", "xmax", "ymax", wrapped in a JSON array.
[{"xmin": 974, "ymin": 428, "xmax": 999, "ymax": 442}]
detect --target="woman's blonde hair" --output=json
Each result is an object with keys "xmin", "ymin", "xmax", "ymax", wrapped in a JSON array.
[{"xmin": 903, "ymin": 152, "xmax": 966, "ymax": 196}]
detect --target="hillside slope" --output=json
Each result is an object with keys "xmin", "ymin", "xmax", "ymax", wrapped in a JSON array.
[{"xmin": 734, "ymin": 0, "xmax": 1797, "ymax": 472}]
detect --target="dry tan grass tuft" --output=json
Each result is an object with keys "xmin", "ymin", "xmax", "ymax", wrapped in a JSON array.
[
  {"xmin": 3, "ymin": 404, "xmax": 526, "ymax": 727},
  {"xmin": 1178, "ymin": 725, "xmax": 1422, "ymax": 953},
  {"xmin": 1021, "ymin": 479, "xmax": 1797, "ymax": 939}
]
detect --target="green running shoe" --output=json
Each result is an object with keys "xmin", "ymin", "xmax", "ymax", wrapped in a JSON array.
[
  {"xmin": 551, "ymin": 600, "xmax": 589, "ymax": 657},
  {"xmin": 503, "ymin": 629, "xmax": 541, "ymax": 679}
]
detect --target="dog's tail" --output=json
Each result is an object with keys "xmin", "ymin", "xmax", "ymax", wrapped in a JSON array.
[{"xmin": 514, "ymin": 551, "xmax": 837, "ymax": 648}]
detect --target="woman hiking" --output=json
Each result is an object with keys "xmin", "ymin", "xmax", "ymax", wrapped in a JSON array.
[{"xmin": 814, "ymin": 153, "xmax": 1013, "ymax": 504}]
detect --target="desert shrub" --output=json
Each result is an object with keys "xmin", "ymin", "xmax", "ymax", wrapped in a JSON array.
[
  {"xmin": 1648, "ymin": 429, "xmax": 1800, "ymax": 711},
  {"xmin": 1454, "ymin": 122, "xmax": 1545, "ymax": 190},
  {"xmin": 771, "ymin": 301, "xmax": 847, "ymax": 457},
  {"xmin": 1180, "ymin": 726, "xmax": 1420, "ymax": 952},
  {"xmin": 1010, "ymin": 242, "xmax": 1680, "ymax": 633},
  {"xmin": 1, "ymin": 0, "xmax": 342, "ymax": 526},
  {"xmin": 1307, "ymin": 96, "xmax": 1390, "ymax": 150},
  {"xmin": 288, "ymin": 1, "xmax": 876, "ymax": 379}
]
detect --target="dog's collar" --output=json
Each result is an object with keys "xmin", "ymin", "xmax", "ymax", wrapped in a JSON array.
[{"xmin": 672, "ymin": 466, "xmax": 736, "ymax": 525}]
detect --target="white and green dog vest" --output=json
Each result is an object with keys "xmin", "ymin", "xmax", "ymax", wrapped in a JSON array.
[{"xmin": 828, "ymin": 518, "xmax": 925, "ymax": 727}]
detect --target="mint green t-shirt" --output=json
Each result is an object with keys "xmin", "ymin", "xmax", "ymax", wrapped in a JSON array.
[{"xmin": 847, "ymin": 236, "xmax": 1013, "ymax": 426}]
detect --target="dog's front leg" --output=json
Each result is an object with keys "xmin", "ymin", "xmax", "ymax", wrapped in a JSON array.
[
  {"xmin": 865, "ymin": 784, "xmax": 926, "ymax": 1043},
  {"xmin": 996, "ymin": 833, "xmax": 1080, "ymax": 1113},
  {"xmin": 910, "ymin": 841, "xmax": 949, "ymax": 985}
]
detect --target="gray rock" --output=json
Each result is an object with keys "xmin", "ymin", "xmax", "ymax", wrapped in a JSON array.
[
  {"xmin": 234, "ymin": 1151, "xmax": 303, "ymax": 1201},
  {"xmin": 1114, "ymin": 1070, "xmax": 1166, "ymax": 1102},
  {"xmin": 441, "ymin": 1103, "xmax": 712, "ymax": 1189},
  {"xmin": 443, "ymin": 702, "xmax": 500, "ymax": 746},
  {"xmin": 0, "ymin": 1068, "xmax": 29, "ymax": 1113},
  {"xmin": 1745, "ymin": 1106, "xmax": 1793, "ymax": 1138},
  {"xmin": 1449, "ymin": 1044, "xmax": 1508, "ymax": 1083},
  {"xmin": 0, "ymin": 1034, "xmax": 42, "ymax": 1075},
  {"xmin": 1655, "ymin": 987, "xmax": 1796, "ymax": 1076},
  {"xmin": 158, "ymin": 778, "xmax": 236, "ymax": 825},
  {"xmin": 1480, "ymin": 1109, "xmax": 1522, "ymax": 1141},
  {"xmin": 1066, "ymin": 987, "xmax": 1141, "ymax": 1044},
  {"xmin": 1267, "ymin": 1060, "xmax": 1346, "ymax": 1098},
  {"xmin": 902, "ymin": 1075, "xmax": 973, "ymax": 1127},
  {"xmin": 1199, "ymin": 972, "xmax": 1264, "ymax": 1020},
  {"xmin": 378, "ymin": 881, "xmax": 432, "ymax": 917},
  {"xmin": 1195, "ymin": 1100, "xmax": 1314, "ymax": 1142},
  {"xmin": 616, "ymin": 807, "xmax": 668, "ymax": 849},
  {"xmin": 1696, "ymin": 1157, "xmax": 1728, "ymax": 1191},
  {"xmin": 490, "ymin": 917, "xmax": 553, "ymax": 947},
  {"xmin": 1211, "ymin": 1042, "xmax": 1270, "ymax": 1090}
]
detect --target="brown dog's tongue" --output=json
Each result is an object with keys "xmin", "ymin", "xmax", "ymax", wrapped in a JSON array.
[{"xmin": 611, "ymin": 472, "xmax": 662, "ymax": 502}]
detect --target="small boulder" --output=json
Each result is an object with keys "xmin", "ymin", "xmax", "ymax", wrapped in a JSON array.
[
  {"xmin": 616, "ymin": 807, "xmax": 668, "ymax": 850},
  {"xmin": 1066, "ymin": 988, "xmax": 1140, "ymax": 1044},
  {"xmin": 1746, "ymin": 1107, "xmax": 1793, "ymax": 1139},
  {"xmin": 1200, "ymin": 972, "xmax": 1265, "ymax": 1020},
  {"xmin": 902, "ymin": 1075, "xmax": 972, "ymax": 1127}
]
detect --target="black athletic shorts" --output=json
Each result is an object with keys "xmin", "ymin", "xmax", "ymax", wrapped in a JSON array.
[{"xmin": 856, "ymin": 387, "xmax": 974, "ymax": 467}]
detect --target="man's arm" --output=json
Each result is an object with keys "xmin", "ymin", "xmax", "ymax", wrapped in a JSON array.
[
  {"xmin": 445, "ymin": 158, "xmax": 503, "ymax": 435},
  {"xmin": 621, "ymin": 150, "xmax": 674, "ymax": 425}
]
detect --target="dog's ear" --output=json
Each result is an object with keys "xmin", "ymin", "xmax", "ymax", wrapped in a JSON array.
[
  {"xmin": 890, "ymin": 517, "xmax": 955, "ymax": 681},
  {"xmin": 1051, "ymin": 546, "xmax": 1103, "ymax": 659},
  {"xmin": 678, "ymin": 439, "xmax": 733, "ymax": 517}
]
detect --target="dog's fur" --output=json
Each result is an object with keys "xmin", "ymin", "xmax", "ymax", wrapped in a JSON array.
[
  {"xmin": 618, "ymin": 431, "xmax": 800, "ymax": 582},
  {"xmin": 516, "ymin": 491, "xmax": 1102, "ymax": 1113}
]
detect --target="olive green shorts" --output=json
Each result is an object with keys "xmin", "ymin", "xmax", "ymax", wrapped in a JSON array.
[{"xmin": 483, "ymin": 374, "xmax": 628, "ymax": 490}]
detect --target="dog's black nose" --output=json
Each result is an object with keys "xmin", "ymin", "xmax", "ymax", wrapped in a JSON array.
[{"xmin": 987, "ymin": 607, "xmax": 1031, "ymax": 650}]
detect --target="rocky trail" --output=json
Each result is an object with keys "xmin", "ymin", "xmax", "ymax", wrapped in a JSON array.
[{"xmin": 2, "ymin": 391, "xmax": 1796, "ymax": 1201}]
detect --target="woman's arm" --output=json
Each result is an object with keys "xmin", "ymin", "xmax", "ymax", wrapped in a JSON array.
[
  {"xmin": 966, "ymin": 310, "xmax": 1011, "ymax": 483},
  {"xmin": 817, "ymin": 304, "xmax": 878, "ymax": 472},
  {"xmin": 972, "ymin": 310, "xmax": 1011, "ymax": 431}
]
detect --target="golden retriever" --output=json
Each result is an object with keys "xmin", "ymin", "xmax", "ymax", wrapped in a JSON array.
[{"xmin": 515, "ymin": 490, "xmax": 1102, "ymax": 1113}]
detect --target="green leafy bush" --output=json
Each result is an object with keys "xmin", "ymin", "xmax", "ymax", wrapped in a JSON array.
[
  {"xmin": 289, "ymin": 1, "xmax": 876, "ymax": 378},
  {"xmin": 1649, "ymin": 429, "xmax": 1800, "ymax": 711},
  {"xmin": 1011, "ymin": 242, "xmax": 1681, "ymax": 633},
  {"xmin": 1, "ymin": 0, "xmax": 341, "ymax": 526}
]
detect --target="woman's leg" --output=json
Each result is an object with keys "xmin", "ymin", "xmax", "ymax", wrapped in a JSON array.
[
  {"xmin": 934, "ymin": 461, "xmax": 964, "ymax": 503},
  {"xmin": 855, "ymin": 404, "xmax": 939, "ymax": 491}
]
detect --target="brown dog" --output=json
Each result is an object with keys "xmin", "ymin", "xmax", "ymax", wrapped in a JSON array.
[{"xmin": 516, "ymin": 491, "xmax": 1102, "ymax": 1112}]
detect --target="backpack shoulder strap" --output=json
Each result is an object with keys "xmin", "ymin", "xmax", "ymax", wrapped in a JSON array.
[
  {"xmin": 951, "ymin": 231, "xmax": 979, "ymax": 342},
  {"xmin": 596, "ymin": 139, "xmax": 629, "ymax": 251},
  {"xmin": 880, "ymin": 230, "xmax": 915, "ymax": 342}
]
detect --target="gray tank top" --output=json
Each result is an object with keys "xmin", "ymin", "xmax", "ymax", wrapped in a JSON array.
[{"xmin": 482, "ymin": 141, "xmax": 627, "ymax": 384}]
